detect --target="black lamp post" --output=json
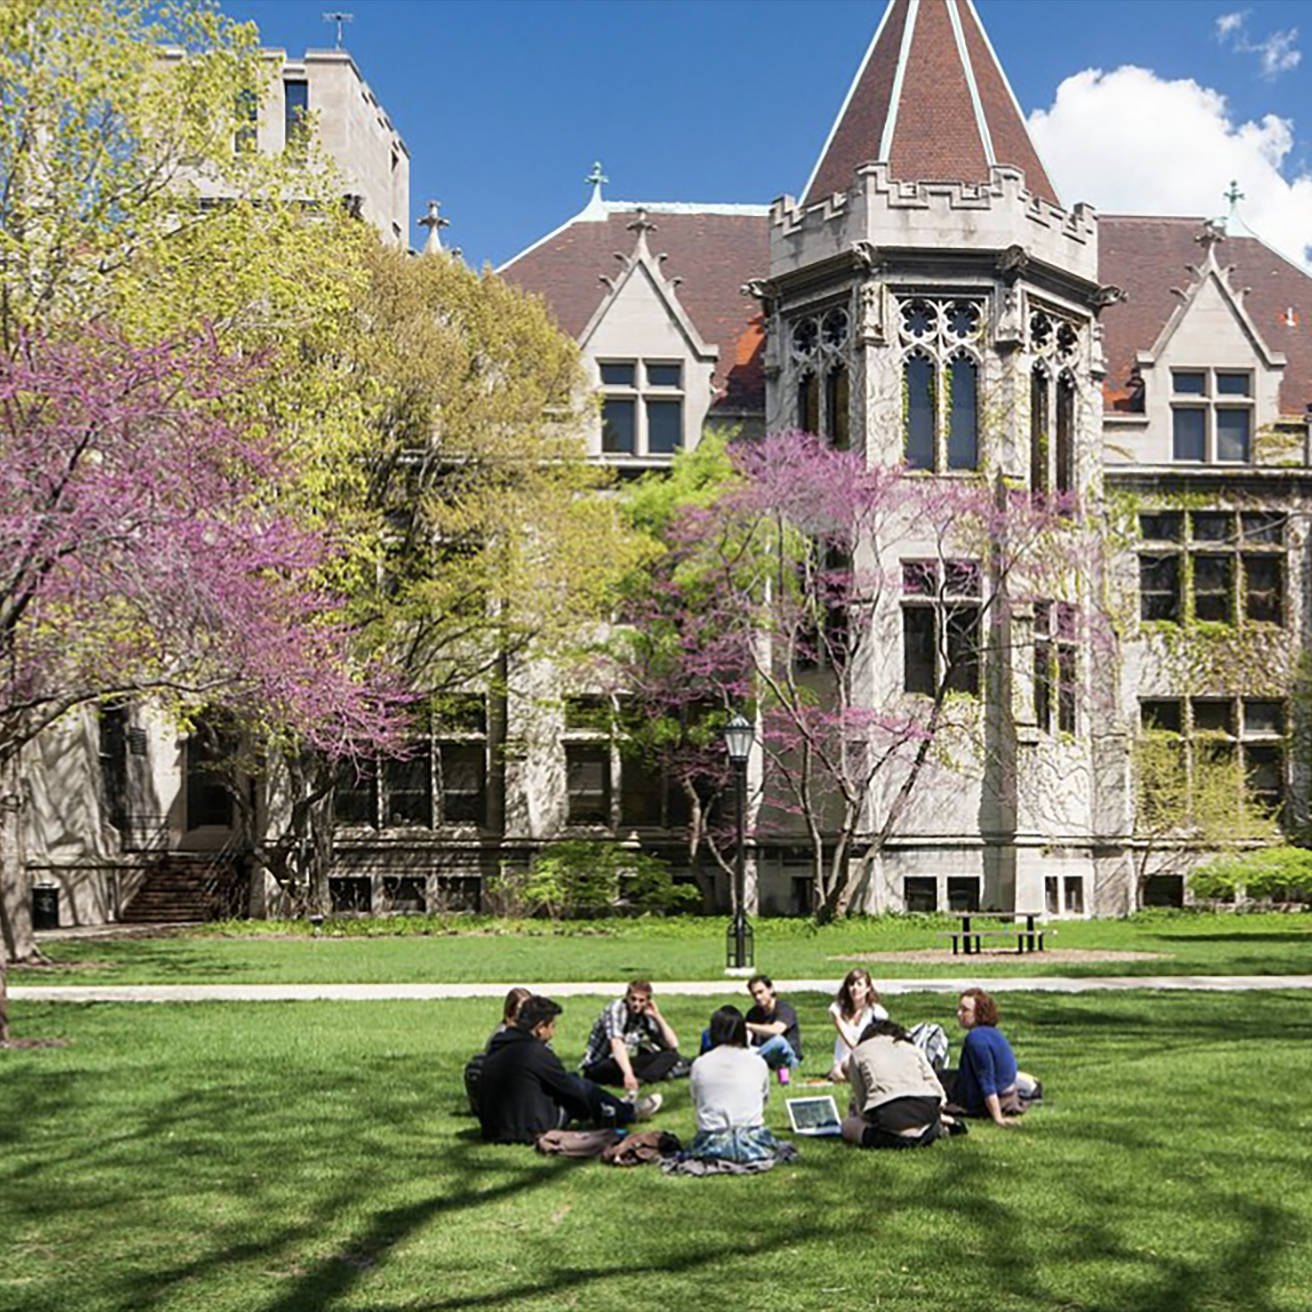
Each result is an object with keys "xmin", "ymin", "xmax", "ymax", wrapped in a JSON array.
[{"xmin": 723, "ymin": 712, "xmax": 755, "ymax": 972}]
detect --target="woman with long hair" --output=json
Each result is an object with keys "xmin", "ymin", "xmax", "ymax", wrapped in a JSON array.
[
  {"xmin": 828, "ymin": 968, "xmax": 888, "ymax": 1081},
  {"xmin": 685, "ymin": 1005, "xmax": 790, "ymax": 1164}
]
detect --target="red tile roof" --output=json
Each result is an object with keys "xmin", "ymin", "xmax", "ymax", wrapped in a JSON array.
[
  {"xmin": 1099, "ymin": 215, "xmax": 1312, "ymax": 416},
  {"xmin": 803, "ymin": 0, "xmax": 1058, "ymax": 206},
  {"xmin": 499, "ymin": 207, "xmax": 771, "ymax": 412}
]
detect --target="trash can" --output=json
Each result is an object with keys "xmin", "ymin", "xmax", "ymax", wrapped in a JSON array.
[{"xmin": 32, "ymin": 884, "xmax": 59, "ymax": 931}]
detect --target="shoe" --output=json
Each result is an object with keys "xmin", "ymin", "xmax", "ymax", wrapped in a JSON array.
[
  {"xmin": 777, "ymin": 1066, "xmax": 791, "ymax": 1087},
  {"xmin": 668, "ymin": 1058, "xmax": 693, "ymax": 1079},
  {"xmin": 634, "ymin": 1092, "xmax": 663, "ymax": 1121},
  {"xmin": 944, "ymin": 1117, "xmax": 969, "ymax": 1137}
]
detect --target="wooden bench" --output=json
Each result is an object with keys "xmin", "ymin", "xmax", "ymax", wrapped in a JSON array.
[{"xmin": 935, "ymin": 912, "xmax": 1052, "ymax": 956}]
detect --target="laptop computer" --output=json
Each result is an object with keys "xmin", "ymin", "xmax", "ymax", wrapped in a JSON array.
[{"xmin": 785, "ymin": 1095, "xmax": 843, "ymax": 1137}]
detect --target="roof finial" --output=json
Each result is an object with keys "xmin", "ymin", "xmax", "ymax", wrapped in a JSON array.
[
  {"xmin": 626, "ymin": 208, "xmax": 656, "ymax": 259},
  {"xmin": 1224, "ymin": 179, "xmax": 1245, "ymax": 219},
  {"xmin": 580, "ymin": 161, "xmax": 609, "ymax": 221},
  {"xmin": 1195, "ymin": 215, "xmax": 1227, "ymax": 265},
  {"xmin": 418, "ymin": 199, "xmax": 450, "ymax": 255}
]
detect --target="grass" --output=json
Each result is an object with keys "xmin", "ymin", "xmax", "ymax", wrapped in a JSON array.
[
  {"xmin": 17, "ymin": 909, "xmax": 1312, "ymax": 987},
  {"xmin": 2, "ymin": 989, "xmax": 1311, "ymax": 1312}
]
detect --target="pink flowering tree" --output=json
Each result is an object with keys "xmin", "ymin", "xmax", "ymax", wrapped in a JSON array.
[
  {"xmin": 0, "ymin": 329, "xmax": 401, "ymax": 999},
  {"xmin": 609, "ymin": 431, "xmax": 1102, "ymax": 921}
]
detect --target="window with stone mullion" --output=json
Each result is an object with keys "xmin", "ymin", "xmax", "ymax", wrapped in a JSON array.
[{"xmin": 897, "ymin": 296, "xmax": 981, "ymax": 473}]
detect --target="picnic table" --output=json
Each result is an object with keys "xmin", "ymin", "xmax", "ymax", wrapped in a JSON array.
[{"xmin": 936, "ymin": 911, "xmax": 1050, "ymax": 956}]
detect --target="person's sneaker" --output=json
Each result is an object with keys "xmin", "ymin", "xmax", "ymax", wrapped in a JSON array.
[
  {"xmin": 668, "ymin": 1058, "xmax": 693, "ymax": 1079},
  {"xmin": 634, "ymin": 1092, "xmax": 663, "ymax": 1121},
  {"xmin": 777, "ymin": 1066, "xmax": 791, "ymax": 1087}
]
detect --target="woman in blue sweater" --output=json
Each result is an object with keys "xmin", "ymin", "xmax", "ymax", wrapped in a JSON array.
[{"xmin": 942, "ymin": 988, "xmax": 1034, "ymax": 1127}]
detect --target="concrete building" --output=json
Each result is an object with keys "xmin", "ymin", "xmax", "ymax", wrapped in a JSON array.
[
  {"xmin": 22, "ymin": 2, "xmax": 1312, "ymax": 928},
  {"xmin": 159, "ymin": 44, "xmax": 410, "ymax": 246}
]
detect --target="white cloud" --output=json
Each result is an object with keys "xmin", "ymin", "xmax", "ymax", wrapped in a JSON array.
[
  {"xmin": 1215, "ymin": 11, "xmax": 1248, "ymax": 40},
  {"xmin": 1215, "ymin": 10, "xmax": 1301, "ymax": 78},
  {"xmin": 1253, "ymin": 29, "xmax": 1301, "ymax": 77},
  {"xmin": 1028, "ymin": 65, "xmax": 1312, "ymax": 268}
]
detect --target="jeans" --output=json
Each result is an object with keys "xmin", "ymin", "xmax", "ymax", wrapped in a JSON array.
[
  {"xmin": 752, "ymin": 1035, "xmax": 800, "ymax": 1071},
  {"xmin": 561, "ymin": 1073, "xmax": 635, "ymax": 1128}
]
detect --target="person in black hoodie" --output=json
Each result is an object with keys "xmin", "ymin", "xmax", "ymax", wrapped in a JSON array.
[{"xmin": 477, "ymin": 995, "xmax": 663, "ymax": 1144}]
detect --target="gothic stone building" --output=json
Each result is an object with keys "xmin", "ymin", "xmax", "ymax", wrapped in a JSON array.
[{"xmin": 24, "ymin": 0, "xmax": 1312, "ymax": 926}]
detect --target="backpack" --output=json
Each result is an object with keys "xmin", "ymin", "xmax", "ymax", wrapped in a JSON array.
[
  {"xmin": 463, "ymin": 1052, "xmax": 485, "ymax": 1116},
  {"xmin": 907, "ymin": 1022, "xmax": 950, "ymax": 1071}
]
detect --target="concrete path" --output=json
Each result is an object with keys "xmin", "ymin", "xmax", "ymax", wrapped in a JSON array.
[{"xmin": 11, "ymin": 974, "xmax": 1312, "ymax": 1003}]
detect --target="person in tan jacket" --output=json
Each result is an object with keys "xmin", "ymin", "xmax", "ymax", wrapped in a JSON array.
[{"xmin": 841, "ymin": 1018, "xmax": 959, "ymax": 1149}]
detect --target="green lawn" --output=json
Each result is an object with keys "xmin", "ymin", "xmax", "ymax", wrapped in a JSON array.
[
  {"xmin": 17, "ymin": 910, "xmax": 1312, "ymax": 986},
  {"xmin": 3, "ymin": 989, "xmax": 1312, "ymax": 1312}
]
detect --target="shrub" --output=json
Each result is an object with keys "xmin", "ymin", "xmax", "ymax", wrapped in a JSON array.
[
  {"xmin": 517, "ymin": 842, "xmax": 697, "ymax": 918},
  {"xmin": 1189, "ymin": 846, "xmax": 1312, "ymax": 904}
]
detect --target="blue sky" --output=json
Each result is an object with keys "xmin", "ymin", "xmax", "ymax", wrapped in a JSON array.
[{"xmin": 223, "ymin": 0, "xmax": 1312, "ymax": 270}]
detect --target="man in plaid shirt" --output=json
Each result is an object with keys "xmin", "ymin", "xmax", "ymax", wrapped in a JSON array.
[{"xmin": 580, "ymin": 979, "xmax": 689, "ymax": 1091}]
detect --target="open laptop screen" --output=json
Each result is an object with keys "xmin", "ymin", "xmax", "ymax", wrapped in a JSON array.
[{"xmin": 786, "ymin": 1095, "xmax": 842, "ymax": 1134}]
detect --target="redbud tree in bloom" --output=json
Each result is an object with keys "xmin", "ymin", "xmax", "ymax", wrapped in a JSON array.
[
  {"xmin": 608, "ymin": 431, "xmax": 1104, "ymax": 921},
  {"xmin": 0, "ymin": 328, "xmax": 401, "ymax": 981}
]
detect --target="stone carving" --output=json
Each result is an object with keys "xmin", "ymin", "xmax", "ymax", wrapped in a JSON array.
[
  {"xmin": 851, "ymin": 240, "xmax": 881, "ymax": 272},
  {"xmin": 996, "ymin": 243, "xmax": 1030, "ymax": 277},
  {"xmin": 859, "ymin": 280, "xmax": 885, "ymax": 345},
  {"xmin": 994, "ymin": 285, "xmax": 1024, "ymax": 349}
]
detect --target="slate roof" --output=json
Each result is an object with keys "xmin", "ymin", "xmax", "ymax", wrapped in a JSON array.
[
  {"xmin": 499, "ymin": 205, "xmax": 771, "ymax": 413},
  {"xmin": 802, "ymin": 0, "xmax": 1058, "ymax": 207},
  {"xmin": 1099, "ymin": 215, "xmax": 1312, "ymax": 417}
]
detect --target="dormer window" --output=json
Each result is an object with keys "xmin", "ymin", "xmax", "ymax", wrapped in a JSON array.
[
  {"xmin": 600, "ymin": 359, "xmax": 684, "ymax": 458},
  {"xmin": 1171, "ymin": 370, "xmax": 1253, "ymax": 463}
]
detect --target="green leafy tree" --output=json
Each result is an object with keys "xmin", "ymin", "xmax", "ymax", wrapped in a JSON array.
[
  {"xmin": 1133, "ymin": 731, "xmax": 1280, "ymax": 907},
  {"xmin": 0, "ymin": 0, "xmax": 387, "ymax": 954},
  {"xmin": 228, "ymin": 244, "xmax": 655, "ymax": 915}
]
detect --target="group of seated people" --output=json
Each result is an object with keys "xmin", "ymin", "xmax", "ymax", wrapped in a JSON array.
[{"xmin": 472, "ymin": 970, "xmax": 1038, "ymax": 1160}]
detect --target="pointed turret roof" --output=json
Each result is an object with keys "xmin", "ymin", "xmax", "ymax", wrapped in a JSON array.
[{"xmin": 802, "ymin": 0, "xmax": 1058, "ymax": 207}]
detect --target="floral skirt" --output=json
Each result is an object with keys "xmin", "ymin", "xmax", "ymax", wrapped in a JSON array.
[{"xmin": 686, "ymin": 1125, "xmax": 784, "ymax": 1163}]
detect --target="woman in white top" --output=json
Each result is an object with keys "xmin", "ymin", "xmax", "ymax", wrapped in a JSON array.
[
  {"xmin": 686, "ymin": 1006, "xmax": 785, "ymax": 1162},
  {"xmin": 828, "ymin": 968, "xmax": 889, "ymax": 1082}
]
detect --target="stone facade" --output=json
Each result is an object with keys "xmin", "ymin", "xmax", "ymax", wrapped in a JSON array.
[{"xmin": 21, "ymin": 1, "xmax": 1312, "ymax": 927}]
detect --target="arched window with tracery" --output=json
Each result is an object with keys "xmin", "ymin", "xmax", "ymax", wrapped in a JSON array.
[
  {"xmin": 789, "ymin": 306, "xmax": 851, "ymax": 445},
  {"xmin": 1028, "ymin": 308, "xmax": 1083, "ymax": 507},
  {"xmin": 897, "ymin": 296, "xmax": 982, "ymax": 472}
]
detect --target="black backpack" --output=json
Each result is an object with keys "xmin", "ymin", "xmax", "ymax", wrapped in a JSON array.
[{"xmin": 463, "ymin": 1051, "xmax": 485, "ymax": 1116}]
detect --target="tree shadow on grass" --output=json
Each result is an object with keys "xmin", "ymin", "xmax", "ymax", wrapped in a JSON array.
[{"xmin": 4, "ymin": 995, "xmax": 1308, "ymax": 1312}]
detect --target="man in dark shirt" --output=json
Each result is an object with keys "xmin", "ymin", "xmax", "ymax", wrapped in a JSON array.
[
  {"xmin": 745, "ymin": 974, "xmax": 803, "ymax": 1085},
  {"xmin": 478, "ymin": 996, "xmax": 661, "ymax": 1144}
]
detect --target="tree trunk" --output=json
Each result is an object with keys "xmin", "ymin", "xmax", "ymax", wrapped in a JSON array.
[
  {"xmin": 0, "ymin": 753, "xmax": 31, "ymax": 965},
  {"xmin": 0, "ymin": 752, "xmax": 29, "ymax": 1042}
]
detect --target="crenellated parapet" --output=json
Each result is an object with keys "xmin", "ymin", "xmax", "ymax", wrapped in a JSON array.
[{"xmin": 771, "ymin": 165, "xmax": 1098, "ymax": 287}]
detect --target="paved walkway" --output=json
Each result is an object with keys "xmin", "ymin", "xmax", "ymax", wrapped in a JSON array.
[{"xmin": 10, "ymin": 974, "xmax": 1312, "ymax": 1003}]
